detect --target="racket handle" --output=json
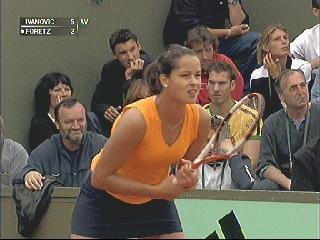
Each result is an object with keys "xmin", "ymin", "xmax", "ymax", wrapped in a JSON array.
[{"xmin": 192, "ymin": 154, "xmax": 230, "ymax": 169}]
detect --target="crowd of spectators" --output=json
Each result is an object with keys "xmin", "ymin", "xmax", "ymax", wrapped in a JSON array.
[{"xmin": 1, "ymin": 3, "xmax": 319, "ymax": 234}]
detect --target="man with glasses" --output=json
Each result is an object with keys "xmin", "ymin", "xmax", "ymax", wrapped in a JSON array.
[
  {"xmin": 198, "ymin": 61, "xmax": 261, "ymax": 190},
  {"xmin": 256, "ymin": 69, "xmax": 320, "ymax": 190},
  {"xmin": 91, "ymin": 29, "xmax": 152, "ymax": 137}
]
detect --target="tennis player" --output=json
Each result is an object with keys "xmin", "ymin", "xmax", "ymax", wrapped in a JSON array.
[{"xmin": 70, "ymin": 44, "xmax": 210, "ymax": 239}]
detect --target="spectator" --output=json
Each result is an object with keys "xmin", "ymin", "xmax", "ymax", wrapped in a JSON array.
[
  {"xmin": 29, "ymin": 72, "xmax": 72, "ymax": 151},
  {"xmin": 0, "ymin": 115, "xmax": 28, "ymax": 186},
  {"xmin": 290, "ymin": 136, "xmax": 320, "ymax": 192},
  {"xmin": 162, "ymin": 0, "xmax": 259, "ymax": 94},
  {"xmin": 16, "ymin": 98, "xmax": 107, "ymax": 190},
  {"xmin": 291, "ymin": 0, "xmax": 320, "ymax": 103},
  {"xmin": 91, "ymin": 29, "xmax": 153, "ymax": 137},
  {"xmin": 256, "ymin": 69, "xmax": 319, "ymax": 190},
  {"xmin": 184, "ymin": 25, "xmax": 244, "ymax": 104},
  {"xmin": 123, "ymin": 79, "xmax": 152, "ymax": 106},
  {"xmin": 29, "ymin": 72, "xmax": 101, "ymax": 151},
  {"xmin": 198, "ymin": 62, "xmax": 261, "ymax": 190},
  {"xmin": 250, "ymin": 24, "xmax": 312, "ymax": 120}
]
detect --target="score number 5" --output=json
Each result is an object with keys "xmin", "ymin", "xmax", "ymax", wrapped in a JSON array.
[{"xmin": 70, "ymin": 18, "xmax": 76, "ymax": 35}]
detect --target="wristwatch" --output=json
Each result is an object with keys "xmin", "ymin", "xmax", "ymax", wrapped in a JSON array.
[{"xmin": 228, "ymin": 0, "xmax": 240, "ymax": 5}]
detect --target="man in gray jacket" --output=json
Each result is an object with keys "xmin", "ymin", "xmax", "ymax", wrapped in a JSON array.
[
  {"xmin": 256, "ymin": 69, "xmax": 320, "ymax": 190},
  {"xmin": 15, "ymin": 98, "xmax": 107, "ymax": 190},
  {"xmin": 1, "ymin": 116, "xmax": 28, "ymax": 186}
]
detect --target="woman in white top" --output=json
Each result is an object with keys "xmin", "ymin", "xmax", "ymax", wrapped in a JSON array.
[{"xmin": 291, "ymin": 0, "xmax": 320, "ymax": 103}]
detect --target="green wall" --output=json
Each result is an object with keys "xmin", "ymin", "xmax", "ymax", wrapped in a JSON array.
[
  {"xmin": 178, "ymin": 199, "xmax": 319, "ymax": 238},
  {"xmin": 1, "ymin": 188, "xmax": 319, "ymax": 238},
  {"xmin": 0, "ymin": 0, "xmax": 316, "ymax": 150}
]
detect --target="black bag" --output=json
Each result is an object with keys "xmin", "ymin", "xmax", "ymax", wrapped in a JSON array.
[{"xmin": 12, "ymin": 176, "xmax": 64, "ymax": 237}]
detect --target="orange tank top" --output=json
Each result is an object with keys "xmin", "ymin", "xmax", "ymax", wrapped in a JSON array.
[{"xmin": 91, "ymin": 96, "xmax": 200, "ymax": 204}]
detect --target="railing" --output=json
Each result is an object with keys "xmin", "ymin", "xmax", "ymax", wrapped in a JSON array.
[{"xmin": 1, "ymin": 187, "xmax": 319, "ymax": 239}]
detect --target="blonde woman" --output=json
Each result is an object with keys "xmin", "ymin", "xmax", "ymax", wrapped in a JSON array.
[
  {"xmin": 250, "ymin": 24, "xmax": 312, "ymax": 119},
  {"xmin": 123, "ymin": 78, "xmax": 152, "ymax": 106}
]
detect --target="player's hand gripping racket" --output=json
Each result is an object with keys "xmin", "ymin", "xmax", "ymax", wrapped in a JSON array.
[{"xmin": 192, "ymin": 93, "xmax": 265, "ymax": 169}]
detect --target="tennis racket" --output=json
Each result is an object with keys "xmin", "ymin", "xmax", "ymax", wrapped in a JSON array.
[{"xmin": 192, "ymin": 92, "xmax": 265, "ymax": 169}]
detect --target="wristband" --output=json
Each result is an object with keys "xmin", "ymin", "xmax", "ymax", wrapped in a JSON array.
[{"xmin": 228, "ymin": 0, "xmax": 240, "ymax": 5}]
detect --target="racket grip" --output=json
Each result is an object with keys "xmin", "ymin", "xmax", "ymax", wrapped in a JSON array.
[{"xmin": 192, "ymin": 154, "xmax": 230, "ymax": 169}]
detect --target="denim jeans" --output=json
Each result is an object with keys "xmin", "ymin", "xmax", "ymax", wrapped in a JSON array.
[{"xmin": 219, "ymin": 31, "xmax": 260, "ymax": 95}]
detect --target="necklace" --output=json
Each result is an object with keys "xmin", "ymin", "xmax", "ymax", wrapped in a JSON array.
[
  {"xmin": 164, "ymin": 117, "xmax": 184, "ymax": 130},
  {"xmin": 154, "ymin": 96, "xmax": 184, "ymax": 130}
]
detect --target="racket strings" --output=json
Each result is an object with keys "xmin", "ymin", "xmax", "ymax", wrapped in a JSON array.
[
  {"xmin": 214, "ymin": 122, "xmax": 234, "ymax": 154},
  {"xmin": 211, "ymin": 96, "xmax": 261, "ymax": 156},
  {"xmin": 192, "ymin": 93, "xmax": 265, "ymax": 169}
]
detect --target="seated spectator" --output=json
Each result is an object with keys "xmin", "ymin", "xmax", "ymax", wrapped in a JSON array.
[
  {"xmin": 91, "ymin": 29, "xmax": 153, "ymax": 137},
  {"xmin": 0, "ymin": 116, "xmax": 28, "ymax": 186},
  {"xmin": 250, "ymin": 24, "xmax": 312, "ymax": 120},
  {"xmin": 162, "ymin": 0, "xmax": 259, "ymax": 94},
  {"xmin": 256, "ymin": 69, "xmax": 319, "ymax": 190},
  {"xmin": 228, "ymin": 154, "xmax": 279, "ymax": 190},
  {"xmin": 291, "ymin": 0, "xmax": 320, "ymax": 103},
  {"xmin": 184, "ymin": 26, "xmax": 244, "ymax": 104},
  {"xmin": 290, "ymin": 136, "xmax": 320, "ymax": 192},
  {"xmin": 123, "ymin": 79, "xmax": 152, "ymax": 106},
  {"xmin": 15, "ymin": 98, "xmax": 107, "ymax": 190},
  {"xmin": 29, "ymin": 72, "xmax": 101, "ymax": 151},
  {"xmin": 197, "ymin": 62, "xmax": 262, "ymax": 190}
]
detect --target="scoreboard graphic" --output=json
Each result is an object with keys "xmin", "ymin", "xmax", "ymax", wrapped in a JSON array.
[{"xmin": 19, "ymin": 17, "xmax": 89, "ymax": 36}]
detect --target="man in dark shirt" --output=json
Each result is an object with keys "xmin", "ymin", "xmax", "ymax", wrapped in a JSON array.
[
  {"xmin": 91, "ymin": 29, "xmax": 152, "ymax": 137},
  {"xmin": 291, "ymin": 136, "xmax": 320, "ymax": 192},
  {"xmin": 15, "ymin": 98, "xmax": 107, "ymax": 189},
  {"xmin": 162, "ymin": 0, "xmax": 259, "ymax": 94}
]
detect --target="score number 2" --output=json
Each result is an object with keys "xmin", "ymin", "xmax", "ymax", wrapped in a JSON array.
[{"xmin": 70, "ymin": 18, "xmax": 76, "ymax": 35}]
